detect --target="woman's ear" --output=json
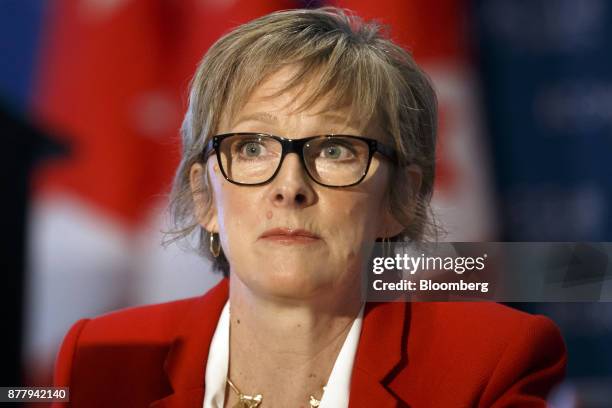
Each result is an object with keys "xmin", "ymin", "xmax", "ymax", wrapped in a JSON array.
[
  {"xmin": 190, "ymin": 162, "xmax": 218, "ymax": 233},
  {"xmin": 379, "ymin": 164, "xmax": 422, "ymax": 238}
]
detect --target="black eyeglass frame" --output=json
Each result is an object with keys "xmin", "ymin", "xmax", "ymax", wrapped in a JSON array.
[{"xmin": 201, "ymin": 132, "xmax": 399, "ymax": 188}]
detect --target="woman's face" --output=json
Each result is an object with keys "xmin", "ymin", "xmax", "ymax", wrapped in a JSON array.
[{"xmin": 192, "ymin": 68, "xmax": 406, "ymax": 300}]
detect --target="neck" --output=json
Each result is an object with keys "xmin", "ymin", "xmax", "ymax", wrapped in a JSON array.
[{"xmin": 226, "ymin": 274, "xmax": 362, "ymax": 406}]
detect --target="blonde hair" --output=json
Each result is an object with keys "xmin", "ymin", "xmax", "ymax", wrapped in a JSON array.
[{"xmin": 167, "ymin": 7, "xmax": 438, "ymax": 275}]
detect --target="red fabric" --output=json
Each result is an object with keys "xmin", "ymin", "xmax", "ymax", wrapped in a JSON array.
[{"xmin": 52, "ymin": 279, "xmax": 566, "ymax": 407}]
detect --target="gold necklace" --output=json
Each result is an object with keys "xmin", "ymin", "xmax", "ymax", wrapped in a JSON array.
[{"xmin": 226, "ymin": 378, "xmax": 324, "ymax": 408}]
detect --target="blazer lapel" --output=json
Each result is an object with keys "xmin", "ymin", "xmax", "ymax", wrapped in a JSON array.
[
  {"xmin": 150, "ymin": 278, "xmax": 229, "ymax": 408},
  {"xmin": 149, "ymin": 279, "xmax": 410, "ymax": 408},
  {"xmin": 349, "ymin": 301, "xmax": 410, "ymax": 408}
]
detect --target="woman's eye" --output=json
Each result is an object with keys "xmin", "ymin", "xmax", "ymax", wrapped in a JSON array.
[
  {"xmin": 320, "ymin": 143, "xmax": 354, "ymax": 160},
  {"xmin": 239, "ymin": 142, "xmax": 264, "ymax": 157}
]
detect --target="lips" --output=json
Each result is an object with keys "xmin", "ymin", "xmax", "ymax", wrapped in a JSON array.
[{"xmin": 259, "ymin": 228, "xmax": 321, "ymax": 244}]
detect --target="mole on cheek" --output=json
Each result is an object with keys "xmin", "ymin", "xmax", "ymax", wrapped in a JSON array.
[{"xmin": 266, "ymin": 211, "xmax": 273, "ymax": 220}]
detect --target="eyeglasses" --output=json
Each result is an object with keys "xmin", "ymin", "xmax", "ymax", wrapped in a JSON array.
[{"xmin": 201, "ymin": 132, "xmax": 398, "ymax": 187}]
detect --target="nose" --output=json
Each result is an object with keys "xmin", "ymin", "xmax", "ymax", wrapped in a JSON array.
[{"xmin": 267, "ymin": 153, "xmax": 316, "ymax": 208}]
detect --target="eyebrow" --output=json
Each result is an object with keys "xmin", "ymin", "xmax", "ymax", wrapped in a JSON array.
[{"xmin": 231, "ymin": 111, "xmax": 359, "ymax": 129}]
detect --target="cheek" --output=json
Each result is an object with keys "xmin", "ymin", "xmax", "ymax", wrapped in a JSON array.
[
  {"xmin": 323, "ymin": 192, "xmax": 383, "ymax": 262},
  {"xmin": 327, "ymin": 175, "xmax": 389, "ymax": 255},
  {"xmin": 340, "ymin": 169, "xmax": 389, "ymax": 231},
  {"xmin": 217, "ymin": 188, "xmax": 261, "ymax": 240},
  {"xmin": 208, "ymin": 163, "xmax": 263, "ymax": 252}
]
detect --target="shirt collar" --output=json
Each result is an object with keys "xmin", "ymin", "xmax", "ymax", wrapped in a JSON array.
[
  {"xmin": 202, "ymin": 301, "xmax": 365, "ymax": 408},
  {"xmin": 149, "ymin": 279, "xmax": 408, "ymax": 408}
]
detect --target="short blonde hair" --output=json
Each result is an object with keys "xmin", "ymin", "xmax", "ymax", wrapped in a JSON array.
[{"xmin": 167, "ymin": 7, "xmax": 438, "ymax": 275}]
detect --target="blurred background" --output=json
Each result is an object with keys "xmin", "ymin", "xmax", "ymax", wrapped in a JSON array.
[{"xmin": 1, "ymin": 0, "xmax": 611, "ymax": 406}]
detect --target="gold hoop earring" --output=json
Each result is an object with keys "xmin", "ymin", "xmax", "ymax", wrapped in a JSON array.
[{"xmin": 209, "ymin": 232, "xmax": 221, "ymax": 258}]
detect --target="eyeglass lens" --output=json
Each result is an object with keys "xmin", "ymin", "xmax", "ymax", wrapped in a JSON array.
[{"xmin": 217, "ymin": 134, "xmax": 370, "ymax": 186}]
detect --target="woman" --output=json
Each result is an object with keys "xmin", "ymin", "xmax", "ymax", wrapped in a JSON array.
[{"xmin": 53, "ymin": 7, "xmax": 566, "ymax": 407}]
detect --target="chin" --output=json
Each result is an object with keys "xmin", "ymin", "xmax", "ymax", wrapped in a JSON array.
[{"xmin": 244, "ymin": 262, "xmax": 336, "ymax": 300}]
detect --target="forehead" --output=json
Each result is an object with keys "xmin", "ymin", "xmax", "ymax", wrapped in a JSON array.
[{"xmin": 219, "ymin": 66, "xmax": 373, "ymax": 133}]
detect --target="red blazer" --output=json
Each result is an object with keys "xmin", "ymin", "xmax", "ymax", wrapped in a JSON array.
[{"xmin": 53, "ymin": 279, "xmax": 567, "ymax": 407}]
